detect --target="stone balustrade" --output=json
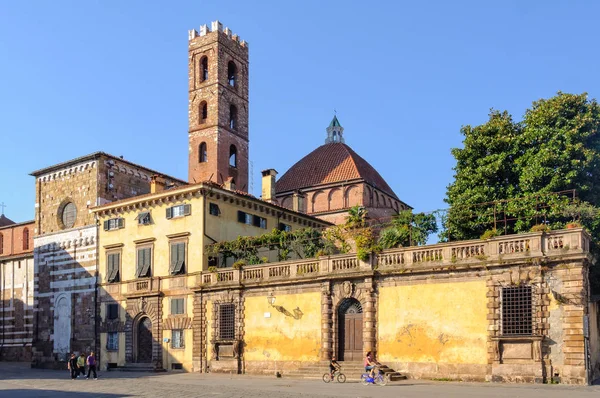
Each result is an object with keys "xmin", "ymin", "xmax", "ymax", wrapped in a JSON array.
[
  {"xmin": 194, "ymin": 229, "xmax": 590, "ymax": 289},
  {"xmin": 109, "ymin": 229, "xmax": 590, "ymax": 293}
]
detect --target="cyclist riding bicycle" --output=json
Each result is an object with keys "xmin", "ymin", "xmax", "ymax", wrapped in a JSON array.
[
  {"xmin": 329, "ymin": 356, "xmax": 341, "ymax": 380},
  {"xmin": 364, "ymin": 351, "xmax": 380, "ymax": 378}
]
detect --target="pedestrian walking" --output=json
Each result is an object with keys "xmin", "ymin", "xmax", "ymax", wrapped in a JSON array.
[
  {"xmin": 86, "ymin": 351, "xmax": 98, "ymax": 380},
  {"xmin": 77, "ymin": 353, "xmax": 86, "ymax": 378},
  {"xmin": 68, "ymin": 353, "xmax": 78, "ymax": 380}
]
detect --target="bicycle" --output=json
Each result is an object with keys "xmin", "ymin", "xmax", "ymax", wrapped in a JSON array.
[
  {"xmin": 360, "ymin": 366, "xmax": 388, "ymax": 386},
  {"xmin": 322, "ymin": 369, "xmax": 346, "ymax": 383}
]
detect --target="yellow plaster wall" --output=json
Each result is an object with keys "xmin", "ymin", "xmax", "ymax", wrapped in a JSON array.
[
  {"xmin": 244, "ymin": 292, "xmax": 321, "ymax": 361},
  {"xmin": 378, "ymin": 281, "xmax": 488, "ymax": 365},
  {"xmin": 97, "ymin": 196, "xmax": 206, "ymax": 282},
  {"xmin": 161, "ymin": 329, "xmax": 193, "ymax": 371}
]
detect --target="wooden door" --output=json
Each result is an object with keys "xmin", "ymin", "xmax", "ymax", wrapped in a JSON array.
[
  {"xmin": 137, "ymin": 318, "xmax": 153, "ymax": 363},
  {"xmin": 338, "ymin": 299, "xmax": 363, "ymax": 361}
]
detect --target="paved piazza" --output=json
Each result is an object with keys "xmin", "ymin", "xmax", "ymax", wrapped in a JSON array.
[{"xmin": 0, "ymin": 364, "xmax": 599, "ymax": 398}]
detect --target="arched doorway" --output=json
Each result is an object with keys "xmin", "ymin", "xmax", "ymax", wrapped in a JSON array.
[
  {"xmin": 337, "ymin": 298, "xmax": 363, "ymax": 361},
  {"xmin": 136, "ymin": 317, "xmax": 153, "ymax": 363}
]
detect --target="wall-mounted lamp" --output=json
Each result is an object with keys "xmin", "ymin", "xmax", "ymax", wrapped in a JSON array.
[{"xmin": 267, "ymin": 293, "xmax": 276, "ymax": 307}]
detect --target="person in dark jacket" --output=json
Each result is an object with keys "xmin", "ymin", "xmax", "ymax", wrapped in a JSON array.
[
  {"xmin": 86, "ymin": 352, "xmax": 98, "ymax": 380},
  {"xmin": 67, "ymin": 354, "xmax": 78, "ymax": 380}
]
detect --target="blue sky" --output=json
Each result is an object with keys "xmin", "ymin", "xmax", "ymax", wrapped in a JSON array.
[{"xmin": 1, "ymin": 1, "xmax": 598, "ymax": 225}]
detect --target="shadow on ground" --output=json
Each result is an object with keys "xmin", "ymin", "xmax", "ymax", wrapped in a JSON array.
[{"xmin": 0, "ymin": 390, "xmax": 129, "ymax": 398}]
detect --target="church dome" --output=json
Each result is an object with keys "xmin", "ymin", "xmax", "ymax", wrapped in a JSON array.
[{"xmin": 276, "ymin": 142, "xmax": 399, "ymax": 200}]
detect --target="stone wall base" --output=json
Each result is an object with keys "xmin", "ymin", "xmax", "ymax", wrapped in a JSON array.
[
  {"xmin": 389, "ymin": 361, "xmax": 488, "ymax": 382},
  {"xmin": 243, "ymin": 360, "xmax": 320, "ymax": 376},
  {"xmin": 0, "ymin": 347, "xmax": 32, "ymax": 362}
]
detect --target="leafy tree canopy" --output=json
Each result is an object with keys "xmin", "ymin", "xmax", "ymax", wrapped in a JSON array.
[{"xmin": 444, "ymin": 92, "xmax": 600, "ymax": 241}]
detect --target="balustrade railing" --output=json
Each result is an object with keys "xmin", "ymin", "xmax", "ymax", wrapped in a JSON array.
[{"xmin": 187, "ymin": 229, "xmax": 587, "ymax": 288}]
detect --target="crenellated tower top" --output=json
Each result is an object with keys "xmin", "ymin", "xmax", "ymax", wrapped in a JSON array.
[{"xmin": 188, "ymin": 20, "xmax": 248, "ymax": 49}]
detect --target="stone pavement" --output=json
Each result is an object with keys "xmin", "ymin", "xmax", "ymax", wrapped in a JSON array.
[{"xmin": 0, "ymin": 363, "xmax": 599, "ymax": 398}]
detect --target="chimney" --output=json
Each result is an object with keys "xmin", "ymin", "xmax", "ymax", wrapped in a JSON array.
[
  {"xmin": 150, "ymin": 175, "xmax": 166, "ymax": 194},
  {"xmin": 224, "ymin": 177, "xmax": 236, "ymax": 191},
  {"xmin": 292, "ymin": 190, "xmax": 306, "ymax": 213},
  {"xmin": 261, "ymin": 169, "xmax": 278, "ymax": 202}
]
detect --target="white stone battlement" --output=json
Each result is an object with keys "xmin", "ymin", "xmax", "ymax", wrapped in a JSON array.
[{"xmin": 188, "ymin": 20, "xmax": 248, "ymax": 48}]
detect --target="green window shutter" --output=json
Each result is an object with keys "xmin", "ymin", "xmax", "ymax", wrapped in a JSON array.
[
  {"xmin": 118, "ymin": 218, "xmax": 125, "ymax": 228},
  {"xmin": 137, "ymin": 249, "xmax": 143, "ymax": 277},
  {"xmin": 237, "ymin": 211, "xmax": 245, "ymax": 223},
  {"xmin": 103, "ymin": 220, "xmax": 109, "ymax": 231},
  {"xmin": 166, "ymin": 207, "xmax": 173, "ymax": 219},
  {"xmin": 107, "ymin": 254, "xmax": 114, "ymax": 280},
  {"xmin": 183, "ymin": 204, "xmax": 191, "ymax": 216},
  {"xmin": 170, "ymin": 244, "xmax": 177, "ymax": 270}
]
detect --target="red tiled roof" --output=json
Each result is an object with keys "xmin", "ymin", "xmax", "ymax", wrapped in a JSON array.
[{"xmin": 276, "ymin": 143, "xmax": 398, "ymax": 199}]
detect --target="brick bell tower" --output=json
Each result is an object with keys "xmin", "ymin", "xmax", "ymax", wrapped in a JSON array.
[{"xmin": 188, "ymin": 21, "xmax": 249, "ymax": 192}]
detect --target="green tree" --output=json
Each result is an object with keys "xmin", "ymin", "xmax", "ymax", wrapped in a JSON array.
[
  {"xmin": 379, "ymin": 210, "xmax": 438, "ymax": 248},
  {"xmin": 443, "ymin": 110, "xmax": 521, "ymax": 240}
]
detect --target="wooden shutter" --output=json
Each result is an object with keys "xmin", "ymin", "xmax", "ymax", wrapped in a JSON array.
[
  {"xmin": 183, "ymin": 204, "xmax": 191, "ymax": 216},
  {"xmin": 166, "ymin": 207, "xmax": 173, "ymax": 219},
  {"xmin": 103, "ymin": 220, "xmax": 109, "ymax": 231},
  {"xmin": 107, "ymin": 254, "xmax": 114, "ymax": 281},
  {"xmin": 118, "ymin": 218, "xmax": 125, "ymax": 228},
  {"xmin": 237, "ymin": 211, "xmax": 245, "ymax": 223},
  {"xmin": 136, "ymin": 249, "xmax": 144, "ymax": 277}
]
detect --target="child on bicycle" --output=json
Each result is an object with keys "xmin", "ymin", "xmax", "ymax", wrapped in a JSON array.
[{"xmin": 329, "ymin": 355, "xmax": 341, "ymax": 380}]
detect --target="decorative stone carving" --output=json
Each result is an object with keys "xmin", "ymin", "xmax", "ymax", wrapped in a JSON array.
[{"xmin": 341, "ymin": 281, "xmax": 353, "ymax": 298}]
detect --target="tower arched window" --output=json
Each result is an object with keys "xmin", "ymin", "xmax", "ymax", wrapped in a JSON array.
[
  {"xmin": 199, "ymin": 142, "xmax": 207, "ymax": 163},
  {"xmin": 200, "ymin": 101, "xmax": 208, "ymax": 122},
  {"xmin": 201, "ymin": 56, "xmax": 209, "ymax": 81},
  {"xmin": 229, "ymin": 104, "xmax": 237, "ymax": 129},
  {"xmin": 23, "ymin": 228, "xmax": 29, "ymax": 250},
  {"xmin": 0, "ymin": 233, "xmax": 3, "ymax": 255},
  {"xmin": 229, "ymin": 145, "xmax": 237, "ymax": 168},
  {"xmin": 227, "ymin": 61, "xmax": 237, "ymax": 86}
]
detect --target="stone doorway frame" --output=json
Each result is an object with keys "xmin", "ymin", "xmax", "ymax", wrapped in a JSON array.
[{"xmin": 322, "ymin": 278, "xmax": 376, "ymax": 362}]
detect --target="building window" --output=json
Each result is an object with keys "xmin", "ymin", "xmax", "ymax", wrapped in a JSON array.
[
  {"xmin": 22, "ymin": 228, "xmax": 29, "ymax": 250},
  {"xmin": 172, "ymin": 329, "xmax": 184, "ymax": 349},
  {"xmin": 136, "ymin": 212, "xmax": 151, "ymax": 225},
  {"xmin": 219, "ymin": 303, "xmax": 235, "ymax": 340},
  {"xmin": 227, "ymin": 61, "xmax": 236, "ymax": 86},
  {"xmin": 199, "ymin": 142, "xmax": 207, "ymax": 163},
  {"xmin": 136, "ymin": 247, "xmax": 152, "ymax": 278},
  {"xmin": 107, "ymin": 332, "xmax": 119, "ymax": 351},
  {"xmin": 201, "ymin": 56, "xmax": 208, "ymax": 81},
  {"xmin": 229, "ymin": 105, "xmax": 237, "ymax": 130},
  {"xmin": 0, "ymin": 233, "xmax": 3, "ymax": 255},
  {"xmin": 501, "ymin": 286, "xmax": 533, "ymax": 336},
  {"xmin": 103, "ymin": 217, "xmax": 124, "ymax": 231},
  {"xmin": 253, "ymin": 215, "xmax": 267, "ymax": 229},
  {"xmin": 166, "ymin": 204, "xmax": 191, "ymax": 219},
  {"xmin": 107, "ymin": 303, "xmax": 119, "ymax": 320},
  {"xmin": 170, "ymin": 242, "xmax": 186, "ymax": 275},
  {"xmin": 229, "ymin": 145, "xmax": 237, "ymax": 168},
  {"xmin": 61, "ymin": 202, "xmax": 77, "ymax": 229},
  {"xmin": 209, "ymin": 203, "xmax": 220, "ymax": 216},
  {"xmin": 107, "ymin": 252, "xmax": 121, "ymax": 282},
  {"xmin": 200, "ymin": 101, "xmax": 208, "ymax": 122},
  {"xmin": 237, "ymin": 211, "xmax": 266, "ymax": 229},
  {"xmin": 171, "ymin": 298, "xmax": 185, "ymax": 315},
  {"xmin": 278, "ymin": 223, "xmax": 292, "ymax": 232}
]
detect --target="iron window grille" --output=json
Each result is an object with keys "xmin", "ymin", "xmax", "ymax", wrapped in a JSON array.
[
  {"xmin": 172, "ymin": 329, "xmax": 184, "ymax": 349},
  {"xmin": 219, "ymin": 304, "xmax": 236, "ymax": 340},
  {"xmin": 501, "ymin": 286, "xmax": 534, "ymax": 336},
  {"xmin": 107, "ymin": 332, "xmax": 118, "ymax": 350},
  {"xmin": 107, "ymin": 303, "xmax": 119, "ymax": 320}
]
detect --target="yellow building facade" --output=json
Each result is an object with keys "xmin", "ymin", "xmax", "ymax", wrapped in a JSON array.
[{"xmin": 94, "ymin": 182, "xmax": 330, "ymax": 371}]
